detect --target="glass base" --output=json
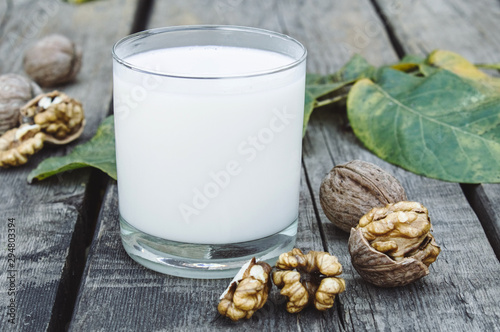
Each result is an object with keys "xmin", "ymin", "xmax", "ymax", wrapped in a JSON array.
[{"xmin": 120, "ymin": 216, "xmax": 297, "ymax": 279}]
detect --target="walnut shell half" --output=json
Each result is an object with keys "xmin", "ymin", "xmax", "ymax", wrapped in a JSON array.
[
  {"xmin": 20, "ymin": 91, "xmax": 85, "ymax": 145},
  {"xmin": 320, "ymin": 160, "xmax": 407, "ymax": 232},
  {"xmin": 348, "ymin": 201, "xmax": 441, "ymax": 287}
]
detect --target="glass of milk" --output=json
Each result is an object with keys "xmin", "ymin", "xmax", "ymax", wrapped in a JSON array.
[{"xmin": 112, "ymin": 26, "xmax": 306, "ymax": 278}]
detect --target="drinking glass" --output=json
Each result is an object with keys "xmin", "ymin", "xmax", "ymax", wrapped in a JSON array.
[{"xmin": 112, "ymin": 25, "xmax": 307, "ymax": 278}]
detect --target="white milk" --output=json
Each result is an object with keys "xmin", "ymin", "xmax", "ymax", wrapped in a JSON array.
[{"xmin": 113, "ymin": 46, "xmax": 305, "ymax": 244}]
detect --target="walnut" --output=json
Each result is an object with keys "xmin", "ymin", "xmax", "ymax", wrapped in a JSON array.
[
  {"xmin": 23, "ymin": 34, "xmax": 82, "ymax": 87},
  {"xmin": 0, "ymin": 124, "xmax": 45, "ymax": 167},
  {"xmin": 320, "ymin": 160, "xmax": 407, "ymax": 232},
  {"xmin": 20, "ymin": 91, "xmax": 85, "ymax": 144},
  {"xmin": 218, "ymin": 258, "xmax": 272, "ymax": 321},
  {"xmin": 0, "ymin": 74, "xmax": 42, "ymax": 135},
  {"xmin": 348, "ymin": 201, "xmax": 441, "ymax": 287},
  {"xmin": 272, "ymin": 248, "xmax": 345, "ymax": 313}
]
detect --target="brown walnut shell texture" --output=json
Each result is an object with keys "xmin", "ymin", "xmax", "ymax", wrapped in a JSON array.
[
  {"xmin": 348, "ymin": 201, "xmax": 441, "ymax": 287},
  {"xmin": 20, "ymin": 91, "xmax": 85, "ymax": 145},
  {"xmin": 0, "ymin": 74, "xmax": 42, "ymax": 134},
  {"xmin": 23, "ymin": 34, "xmax": 82, "ymax": 87},
  {"xmin": 320, "ymin": 160, "xmax": 407, "ymax": 232},
  {"xmin": 349, "ymin": 228, "xmax": 439, "ymax": 287}
]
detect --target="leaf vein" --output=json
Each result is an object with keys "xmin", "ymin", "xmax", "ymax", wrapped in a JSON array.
[{"xmin": 372, "ymin": 83, "xmax": 500, "ymax": 148}]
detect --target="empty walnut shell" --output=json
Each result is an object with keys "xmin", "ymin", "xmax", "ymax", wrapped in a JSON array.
[
  {"xmin": 23, "ymin": 34, "xmax": 82, "ymax": 87},
  {"xmin": 348, "ymin": 201, "xmax": 441, "ymax": 287},
  {"xmin": 20, "ymin": 91, "xmax": 85, "ymax": 145},
  {"xmin": 0, "ymin": 74, "xmax": 42, "ymax": 134},
  {"xmin": 320, "ymin": 160, "xmax": 407, "ymax": 232}
]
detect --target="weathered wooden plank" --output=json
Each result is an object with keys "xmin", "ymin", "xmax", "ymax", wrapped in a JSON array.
[
  {"xmin": 0, "ymin": 0, "xmax": 140, "ymax": 330},
  {"xmin": 0, "ymin": 204, "xmax": 79, "ymax": 332},
  {"xmin": 304, "ymin": 108, "xmax": 500, "ymax": 332},
  {"xmin": 372, "ymin": 0, "xmax": 500, "ymax": 258},
  {"xmin": 373, "ymin": 0, "xmax": 500, "ymax": 62},
  {"xmin": 70, "ymin": 0, "xmax": 500, "ymax": 331},
  {"xmin": 299, "ymin": 0, "xmax": 500, "ymax": 331},
  {"xmin": 69, "ymin": 0, "xmax": 348, "ymax": 330},
  {"xmin": 69, "ymin": 173, "xmax": 340, "ymax": 331},
  {"xmin": 463, "ymin": 184, "xmax": 500, "ymax": 259}
]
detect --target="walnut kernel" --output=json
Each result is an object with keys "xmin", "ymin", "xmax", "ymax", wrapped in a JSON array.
[
  {"xmin": 218, "ymin": 258, "xmax": 272, "ymax": 321},
  {"xmin": 272, "ymin": 248, "xmax": 345, "ymax": 313},
  {"xmin": 0, "ymin": 124, "xmax": 45, "ymax": 167},
  {"xmin": 348, "ymin": 201, "xmax": 441, "ymax": 287}
]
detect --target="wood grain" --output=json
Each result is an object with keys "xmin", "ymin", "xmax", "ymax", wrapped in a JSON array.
[
  {"xmin": 0, "ymin": 204, "xmax": 79, "ymax": 331},
  {"xmin": 70, "ymin": 0, "xmax": 356, "ymax": 330},
  {"xmin": 302, "ymin": 1, "xmax": 500, "ymax": 330},
  {"xmin": 69, "ymin": 172, "xmax": 342, "ymax": 331},
  {"xmin": 0, "ymin": 0, "xmax": 139, "ymax": 330},
  {"xmin": 69, "ymin": 0, "xmax": 500, "ymax": 331},
  {"xmin": 304, "ymin": 107, "xmax": 500, "ymax": 332}
]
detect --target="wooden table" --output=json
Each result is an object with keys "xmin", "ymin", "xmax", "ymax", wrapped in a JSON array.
[{"xmin": 1, "ymin": 1, "xmax": 499, "ymax": 331}]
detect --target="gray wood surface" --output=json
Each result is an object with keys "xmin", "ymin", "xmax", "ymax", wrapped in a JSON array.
[
  {"xmin": 70, "ymin": 0, "xmax": 500, "ymax": 332},
  {"xmin": 301, "ymin": 1, "xmax": 500, "ymax": 331},
  {"xmin": 2, "ymin": 0, "xmax": 499, "ymax": 331},
  {"xmin": 0, "ymin": 0, "xmax": 139, "ymax": 331},
  {"xmin": 372, "ymin": 0, "xmax": 500, "ymax": 258}
]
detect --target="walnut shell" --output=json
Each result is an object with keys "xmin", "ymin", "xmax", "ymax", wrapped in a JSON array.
[
  {"xmin": 348, "ymin": 201, "xmax": 441, "ymax": 287},
  {"xmin": 20, "ymin": 91, "xmax": 85, "ymax": 145},
  {"xmin": 23, "ymin": 34, "xmax": 82, "ymax": 87},
  {"xmin": 320, "ymin": 160, "xmax": 407, "ymax": 232},
  {"xmin": 0, "ymin": 74, "xmax": 42, "ymax": 134}
]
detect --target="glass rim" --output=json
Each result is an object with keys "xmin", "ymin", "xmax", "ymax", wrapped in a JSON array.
[{"xmin": 112, "ymin": 25, "xmax": 307, "ymax": 80}]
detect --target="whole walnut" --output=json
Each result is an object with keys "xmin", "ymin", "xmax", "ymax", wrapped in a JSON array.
[
  {"xmin": 0, "ymin": 74, "xmax": 42, "ymax": 135},
  {"xmin": 320, "ymin": 160, "xmax": 407, "ymax": 232},
  {"xmin": 348, "ymin": 201, "xmax": 441, "ymax": 287},
  {"xmin": 23, "ymin": 34, "xmax": 82, "ymax": 87}
]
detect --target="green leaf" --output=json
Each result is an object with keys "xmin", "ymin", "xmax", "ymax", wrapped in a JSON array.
[
  {"xmin": 28, "ymin": 115, "xmax": 116, "ymax": 182},
  {"xmin": 63, "ymin": 0, "xmax": 98, "ymax": 3},
  {"xmin": 400, "ymin": 54, "xmax": 426, "ymax": 64},
  {"xmin": 303, "ymin": 81, "xmax": 347, "ymax": 135},
  {"xmin": 347, "ymin": 65, "xmax": 500, "ymax": 183},
  {"xmin": 302, "ymin": 55, "xmax": 376, "ymax": 136},
  {"xmin": 391, "ymin": 54, "xmax": 439, "ymax": 77},
  {"xmin": 475, "ymin": 63, "xmax": 500, "ymax": 71},
  {"xmin": 333, "ymin": 54, "xmax": 375, "ymax": 82}
]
